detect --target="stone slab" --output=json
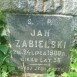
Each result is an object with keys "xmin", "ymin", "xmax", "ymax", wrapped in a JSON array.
[
  {"xmin": 6, "ymin": 14, "xmax": 74, "ymax": 73},
  {"xmin": 0, "ymin": 0, "xmax": 77, "ymax": 15}
]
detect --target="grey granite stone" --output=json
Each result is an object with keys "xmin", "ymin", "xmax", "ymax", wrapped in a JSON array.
[
  {"xmin": 35, "ymin": 0, "xmax": 44, "ymax": 13},
  {"xmin": 12, "ymin": 0, "xmax": 28, "ymax": 10},
  {"xmin": 27, "ymin": 0, "xmax": 36, "ymax": 13},
  {"xmin": 44, "ymin": 0, "xmax": 54, "ymax": 12},
  {"xmin": 71, "ymin": 16, "xmax": 77, "ymax": 47},
  {"xmin": 6, "ymin": 14, "xmax": 73, "ymax": 73},
  {"xmin": 0, "ymin": 0, "xmax": 11, "ymax": 11},
  {"xmin": 0, "ymin": 0, "xmax": 77, "ymax": 15},
  {"xmin": 57, "ymin": 0, "xmax": 77, "ymax": 15}
]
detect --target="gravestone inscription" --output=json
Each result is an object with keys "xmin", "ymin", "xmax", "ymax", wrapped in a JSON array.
[{"xmin": 6, "ymin": 14, "xmax": 73, "ymax": 73}]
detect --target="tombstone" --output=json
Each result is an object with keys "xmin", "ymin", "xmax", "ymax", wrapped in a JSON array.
[{"xmin": 6, "ymin": 14, "xmax": 74, "ymax": 74}]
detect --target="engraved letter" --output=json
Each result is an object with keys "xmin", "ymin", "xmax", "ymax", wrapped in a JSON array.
[
  {"xmin": 15, "ymin": 40, "xmax": 20, "ymax": 47},
  {"xmin": 51, "ymin": 41, "xmax": 56, "ymax": 48},
  {"xmin": 28, "ymin": 19, "xmax": 32, "ymax": 24},
  {"xmin": 30, "ymin": 30, "xmax": 35, "ymax": 36},
  {"xmin": 39, "ymin": 40, "xmax": 43, "ymax": 48},
  {"xmin": 29, "ymin": 40, "xmax": 34, "ymax": 47},
  {"xmin": 64, "ymin": 41, "xmax": 66, "ymax": 48},
  {"xmin": 22, "ymin": 40, "xmax": 27, "ymax": 47},
  {"xmin": 57, "ymin": 41, "xmax": 62, "ymax": 48},
  {"xmin": 44, "ymin": 30, "xmax": 50, "ymax": 37},
  {"xmin": 37, "ymin": 30, "xmax": 42, "ymax": 36}
]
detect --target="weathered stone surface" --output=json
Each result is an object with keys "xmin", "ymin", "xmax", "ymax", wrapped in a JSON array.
[
  {"xmin": 71, "ymin": 16, "xmax": 77, "ymax": 47},
  {"xmin": 0, "ymin": 0, "xmax": 77, "ymax": 15},
  {"xmin": 28, "ymin": 0, "xmax": 36, "ymax": 13},
  {"xmin": 57, "ymin": 0, "xmax": 77, "ymax": 15},
  {"xmin": 44, "ymin": 0, "xmax": 54, "ymax": 12},
  {"xmin": 6, "ymin": 14, "xmax": 73, "ymax": 73},
  {"xmin": 12, "ymin": 0, "xmax": 28, "ymax": 11},
  {"xmin": 35, "ymin": 0, "xmax": 44, "ymax": 12},
  {"xmin": 0, "ymin": 0, "xmax": 11, "ymax": 11}
]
